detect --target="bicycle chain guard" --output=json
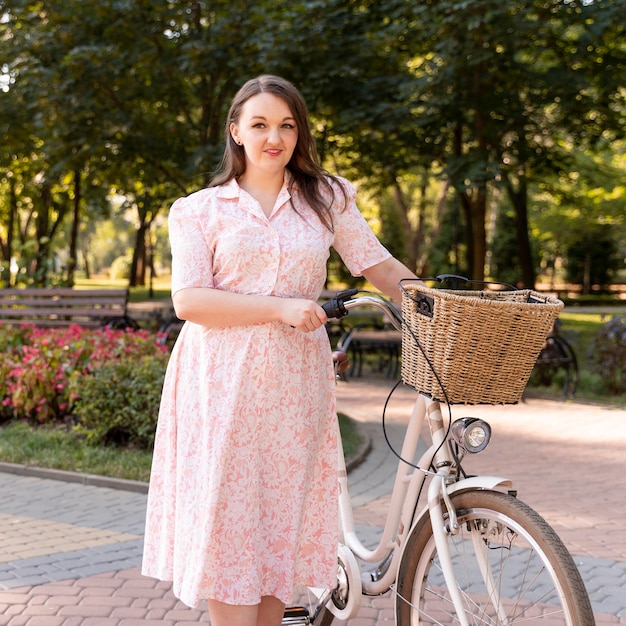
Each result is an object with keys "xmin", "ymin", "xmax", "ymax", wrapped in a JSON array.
[{"xmin": 328, "ymin": 544, "xmax": 362, "ymax": 621}]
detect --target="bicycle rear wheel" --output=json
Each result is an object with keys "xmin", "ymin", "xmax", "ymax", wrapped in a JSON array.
[{"xmin": 396, "ymin": 490, "xmax": 595, "ymax": 625}]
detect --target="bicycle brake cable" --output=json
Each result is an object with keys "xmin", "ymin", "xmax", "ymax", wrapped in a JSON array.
[
  {"xmin": 381, "ymin": 381, "xmax": 436, "ymax": 474},
  {"xmin": 380, "ymin": 319, "xmax": 455, "ymax": 473}
]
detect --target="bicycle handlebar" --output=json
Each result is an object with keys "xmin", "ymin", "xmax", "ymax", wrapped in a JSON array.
[{"xmin": 322, "ymin": 289, "xmax": 403, "ymax": 332}]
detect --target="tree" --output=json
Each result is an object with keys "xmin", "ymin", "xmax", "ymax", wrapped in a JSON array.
[
  {"xmin": 407, "ymin": 0, "xmax": 625, "ymax": 284},
  {"xmin": 2, "ymin": 0, "xmax": 624, "ymax": 292},
  {"xmin": 2, "ymin": 0, "xmax": 270, "ymax": 285},
  {"xmin": 532, "ymin": 140, "xmax": 626, "ymax": 290},
  {"xmin": 566, "ymin": 226, "xmax": 621, "ymax": 292}
]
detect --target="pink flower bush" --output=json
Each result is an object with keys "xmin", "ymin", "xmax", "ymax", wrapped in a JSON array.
[{"xmin": 0, "ymin": 324, "xmax": 168, "ymax": 424}]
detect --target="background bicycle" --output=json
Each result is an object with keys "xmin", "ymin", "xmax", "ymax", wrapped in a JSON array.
[{"xmin": 531, "ymin": 318, "xmax": 579, "ymax": 397}]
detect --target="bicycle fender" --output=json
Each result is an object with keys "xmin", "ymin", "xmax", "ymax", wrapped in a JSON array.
[
  {"xmin": 399, "ymin": 476, "xmax": 514, "ymax": 566},
  {"xmin": 447, "ymin": 475, "xmax": 514, "ymax": 496}
]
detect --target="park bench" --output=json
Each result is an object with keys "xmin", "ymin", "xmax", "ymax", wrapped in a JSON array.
[
  {"xmin": 0, "ymin": 287, "xmax": 138, "ymax": 329},
  {"xmin": 157, "ymin": 313, "xmax": 184, "ymax": 347},
  {"xmin": 335, "ymin": 322, "xmax": 402, "ymax": 379}
]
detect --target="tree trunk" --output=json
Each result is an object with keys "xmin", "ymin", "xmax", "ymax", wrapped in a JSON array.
[
  {"xmin": 452, "ymin": 121, "xmax": 487, "ymax": 281},
  {"xmin": 503, "ymin": 172, "xmax": 536, "ymax": 288},
  {"xmin": 66, "ymin": 168, "xmax": 81, "ymax": 287},
  {"xmin": 583, "ymin": 249, "xmax": 592, "ymax": 295},
  {"xmin": 82, "ymin": 247, "xmax": 91, "ymax": 279},
  {"xmin": 459, "ymin": 187, "xmax": 487, "ymax": 281},
  {"xmin": 33, "ymin": 184, "xmax": 53, "ymax": 286},
  {"xmin": 416, "ymin": 178, "xmax": 450, "ymax": 277},
  {"xmin": 2, "ymin": 178, "xmax": 17, "ymax": 287},
  {"xmin": 390, "ymin": 180, "xmax": 417, "ymax": 271},
  {"xmin": 130, "ymin": 222, "xmax": 147, "ymax": 287}
]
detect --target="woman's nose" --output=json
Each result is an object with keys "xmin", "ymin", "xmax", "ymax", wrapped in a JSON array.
[{"xmin": 267, "ymin": 126, "xmax": 281, "ymax": 144}]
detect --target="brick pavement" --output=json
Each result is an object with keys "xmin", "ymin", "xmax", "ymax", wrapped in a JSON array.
[{"xmin": 0, "ymin": 379, "xmax": 625, "ymax": 625}]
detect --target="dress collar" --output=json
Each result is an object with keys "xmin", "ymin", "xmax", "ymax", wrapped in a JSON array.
[{"xmin": 216, "ymin": 171, "xmax": 294, "ymax": 201}]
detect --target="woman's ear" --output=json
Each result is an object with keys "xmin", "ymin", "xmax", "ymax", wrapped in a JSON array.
[{"xmin": 229, "ymin": 122, "xmax": 241, "ymax": 145}]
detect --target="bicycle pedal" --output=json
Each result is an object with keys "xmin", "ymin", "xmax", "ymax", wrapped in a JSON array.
[{"xmin": 282, "ymin": 606, "xmax": 310, "ymax": 625}]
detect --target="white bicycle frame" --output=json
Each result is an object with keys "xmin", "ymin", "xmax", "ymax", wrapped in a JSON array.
[{"xmin": 320, "ymin": 297, "xmax": 514, "ymax": 624}]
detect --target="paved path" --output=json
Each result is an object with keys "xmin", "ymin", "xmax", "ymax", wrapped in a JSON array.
[{"xmin": 1, "ymin": 379, "xmax": 625, "ymax": 625}]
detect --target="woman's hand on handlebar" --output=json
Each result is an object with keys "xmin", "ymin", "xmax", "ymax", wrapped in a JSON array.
[{"xmin": 281, "ymin": 298, "xmax": 328, "ymax": 333}]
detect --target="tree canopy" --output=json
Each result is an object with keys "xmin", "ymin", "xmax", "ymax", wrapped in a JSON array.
[{"xmin": 1, "ymin": 0, "xmax": 624, "ymax": 289}]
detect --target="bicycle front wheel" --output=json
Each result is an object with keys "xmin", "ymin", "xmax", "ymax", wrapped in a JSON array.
[{"xmin": 396, "ymin": 490, "xmax": 595, "ymax": 625}]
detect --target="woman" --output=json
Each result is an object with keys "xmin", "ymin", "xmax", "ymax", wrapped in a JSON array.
[{"xmin": 142, "ymin": 75, "xmax": 415, "ymax": 626}]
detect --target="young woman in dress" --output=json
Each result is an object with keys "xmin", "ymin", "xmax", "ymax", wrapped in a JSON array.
[{"xmin": 142, "ymin": 74, "xmax": 416, "ymax": 626}]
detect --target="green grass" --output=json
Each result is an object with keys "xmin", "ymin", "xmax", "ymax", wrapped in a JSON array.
[
  {"xmin": 0, "ymin": 414, "xmax": 365, "ymax": 484},
  {"xmin": 338, "ymin": 412, "xmax": 365, "ymax": 460},
  {"xmin": 74, "ymin": 276, "xmax": 172, "ymax": 302},
  {"xmin": 0, "ymin": 422, "xmax": 154, "ymax": 482}
]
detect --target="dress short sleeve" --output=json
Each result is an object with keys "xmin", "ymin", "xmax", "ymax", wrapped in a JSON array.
[
  {"xmin": 331, "ymin": 179, "xmax": 392, "ymax": 276},
  {"xmin": 169, "ymin": 195, "xmax": 215, "ymax": 296}
]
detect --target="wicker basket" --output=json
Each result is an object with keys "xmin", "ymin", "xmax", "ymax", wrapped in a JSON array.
[{"xmin": 400, "ymin": 283, "xmax": 564, "ymax": 405}]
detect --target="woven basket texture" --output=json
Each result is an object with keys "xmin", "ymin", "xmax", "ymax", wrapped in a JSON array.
[{"xmin": 400, "ymin": 284, "xmax": 564, "ymax": 405}]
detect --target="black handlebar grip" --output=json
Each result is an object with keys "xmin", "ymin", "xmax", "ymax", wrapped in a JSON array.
[
  {"xmin": 322, "ymin": 288, "xmax": 359, "ymax": 319},
  {"xmin": 322, "ymin": 300, "xmax": 339, "ymax": 317}
]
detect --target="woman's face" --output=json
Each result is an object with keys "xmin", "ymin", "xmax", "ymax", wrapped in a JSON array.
[{"xmin": 230, "ymin": 92, "xmax": 298, "ymax": 178}]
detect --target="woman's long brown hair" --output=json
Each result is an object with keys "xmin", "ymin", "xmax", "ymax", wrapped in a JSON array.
[{"xmin": 210, "ymin": 75, "xmax": 347, "ymax": 232}]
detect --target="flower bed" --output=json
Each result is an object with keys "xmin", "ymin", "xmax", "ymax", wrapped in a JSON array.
[{"xmin": 0, "ymin": 324, "xmax": 168, "ymax": 425}]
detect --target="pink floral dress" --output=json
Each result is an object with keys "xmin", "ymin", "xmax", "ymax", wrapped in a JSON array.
[{"xmin": 141, "ymin": 175, "xmax": 391, "ymax": 608}]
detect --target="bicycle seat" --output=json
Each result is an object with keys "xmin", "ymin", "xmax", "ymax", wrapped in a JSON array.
[{"xmin": 332, "ymin": 350, "xmax": 350, "ymax": 373}]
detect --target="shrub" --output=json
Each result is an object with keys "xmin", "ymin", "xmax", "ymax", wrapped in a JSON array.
[
  {"xmin": 109, "ymin": 255, "xmax": 132, "ymax": 280},
  {"xmin": 0, "ymin": 325, "xmax": 167, "ymax": 424},
  {"xmin": 587, "ymin": 315, "xmax": 626, "ymax": 394},
  {"xmin": 70, "ymin": 354, "xmax": 169, "ymax": 449}
]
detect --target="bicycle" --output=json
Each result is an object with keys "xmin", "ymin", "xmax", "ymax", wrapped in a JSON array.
[
  {"xmin": 283, "ymin": 276, "xmax": 595, "ymax": 626},
  {"xmin": 532, "ymin": 319, "xmax": 579, "ymax": 397}
]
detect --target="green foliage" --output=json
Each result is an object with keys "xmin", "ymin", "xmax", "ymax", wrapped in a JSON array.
[
  {"xmin": 0, "ymin": 325, "xmax": 167, "ymax": 424},
  {"xmin": 565, "ymin": 225, "xmax": 622, "ymax": 291},
  {"xmin": 70, "ymin": 354, "xmax": 169, "ymax": 448},
  {"xmin": 378, "ymin": 192, "xmax": 410, "ymax": 266},
  {"xmin": 2, "ymin": 0, "xmax": 625, "ymax": 291},
  {"xmin": 530, "ymin": 143, "xmax": 626, "ymax": 286},
  {"xmin": 1, "ymin": 0, "xmax": 266, "ymax": 285},
  {"xmin": 109, "ymin": 254, "xmax": 132, "ymax": 280},
  {"xmin": 587, "ymin": 316, "xmax": 626, "ymax": 394}
]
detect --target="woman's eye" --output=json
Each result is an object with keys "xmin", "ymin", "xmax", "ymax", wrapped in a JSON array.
[{"xmin": 282, "ymin": 123, "xmax": 295, "ymax": 129}]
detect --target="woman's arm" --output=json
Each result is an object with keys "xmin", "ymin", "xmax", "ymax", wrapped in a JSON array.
[
  {"xmin": 173, "ymin": 288, "xmax": 327, "ymax": 333},
  {"xmin": 362, "ymin": 257, "xmax": 419, "ymax": 302}
]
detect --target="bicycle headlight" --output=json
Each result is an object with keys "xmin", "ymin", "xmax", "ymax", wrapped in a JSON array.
[{"xmin": 451, "ymin": 417, "xmax": 491, "ymax": 453}]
